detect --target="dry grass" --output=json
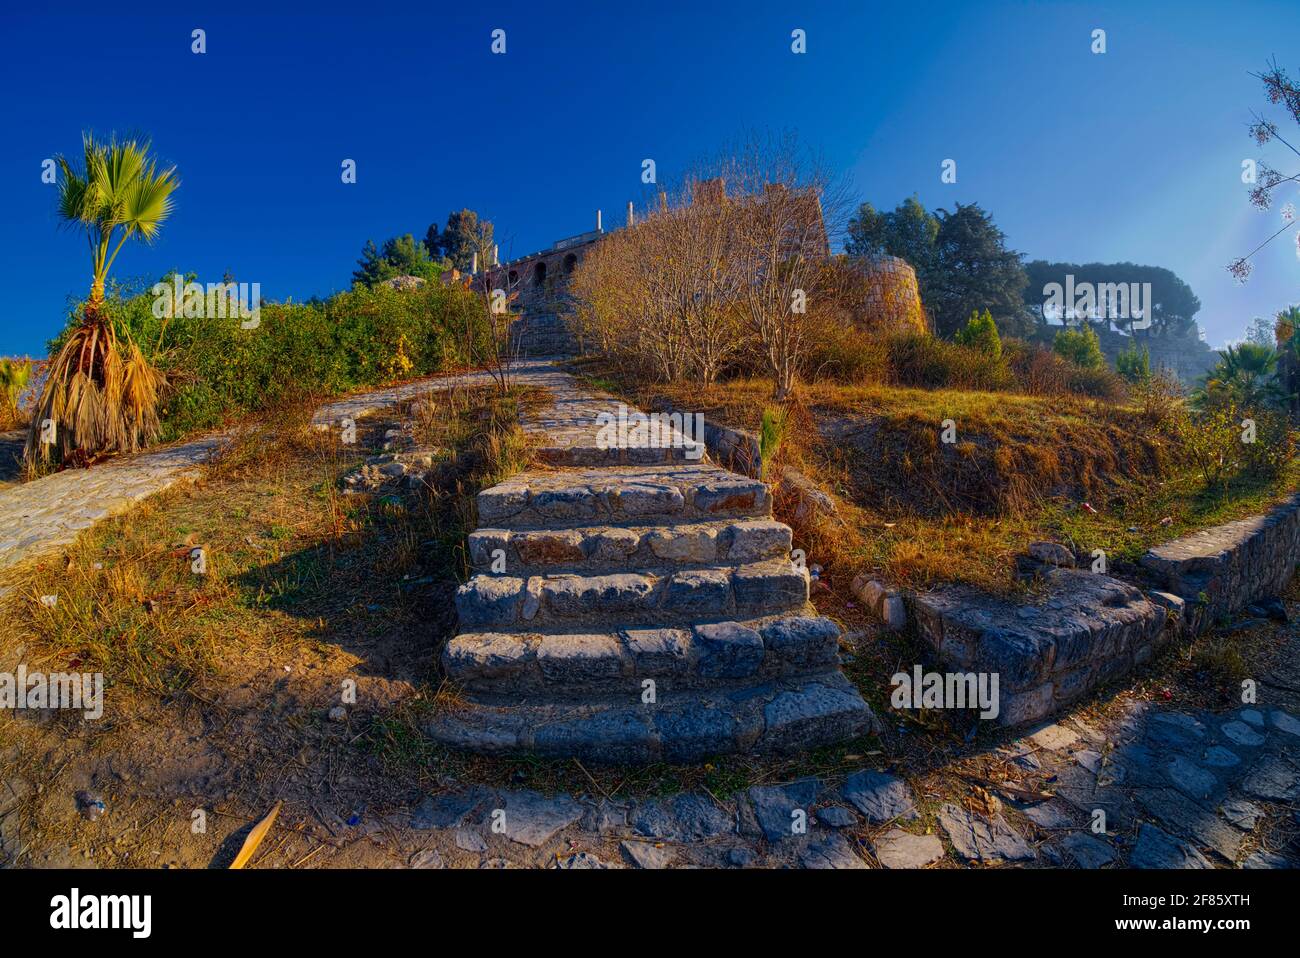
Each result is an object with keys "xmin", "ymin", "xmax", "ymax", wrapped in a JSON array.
[{"xmin": 573, "ymin": 360, "xmax": 1300, "ymax": 594}]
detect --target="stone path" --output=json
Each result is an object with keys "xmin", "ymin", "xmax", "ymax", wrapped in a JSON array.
[
  {"xmin": 390, "ymin": 694, "xmax": 1300, "ymax": 869},
  {"xmin": 0, "ymin": 362, "xmax": 555, "ymax": 579},
  {"xmin": 427, "ymin": 365, "xmax": 876, "ymax": 761}
]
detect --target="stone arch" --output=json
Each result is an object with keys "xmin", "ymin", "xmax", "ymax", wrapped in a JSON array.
[
  {"xmin": 533, "ymin": 261, "xmax": 547, "ymax": 287},
  {"xmin": 563, "ymin": 253, "xmax": 578, "ymax": 274},
  {"xmin": 508, "ymin": 270, "xmax": 518, "ymax": 288}
]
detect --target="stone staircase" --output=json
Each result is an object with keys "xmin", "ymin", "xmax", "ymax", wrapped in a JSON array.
[
  {"xmin": 426, "ymin": 367, "xmax": 876, "ymax": 763},
  {"xmin": 510, "ymin": 307, "xmax": 578, "ymax": 358}
]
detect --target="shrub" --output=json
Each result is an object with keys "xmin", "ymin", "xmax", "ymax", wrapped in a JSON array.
[
  {"xmin": 1116, "ymin": 341, "xmax": 1151, "ymax": 383},
  {"xmin": 1052, "ymin": 324, "xmax": 1105, "ymax": 369},
  {"xmin": 801, "ymin": 322, "xmax": 889, "ymax": 384},
  {"xmin": 51, "ymin": 275, "xmax": 491, "ymax": 443},
  {"xmin": 953, "ymin": 309, "xmax": 1002, "ymax": 360},
  {"xmin": 885, "ymin": 332, "xmax": 1012, "ymax": 391}
]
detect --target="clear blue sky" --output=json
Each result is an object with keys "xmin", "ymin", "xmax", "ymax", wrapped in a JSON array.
[{"xmin": 2, "ymin": 0, "xmax": 1297, "ymax": 355}]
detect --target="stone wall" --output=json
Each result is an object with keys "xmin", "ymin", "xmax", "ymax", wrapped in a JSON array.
[
  {"xmin": 907, "ymin": 492, "xmax": 1300, "ymax": 727},
  {"xmin": 1140, "ymin": 493, "xmax": 1300, "ymax": 635}
]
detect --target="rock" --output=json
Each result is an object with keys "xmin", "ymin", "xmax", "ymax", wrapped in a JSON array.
[
  {"xmin": 693, "ymin": 622, "xmax": 764, "ymax": 679},
  {"xmin": 1028, "ymin": 722, "xmax": 1080, "ymax": 751},
  {"xmin": 1059, "ymin": 832, "xmax": 1116, "ymax": 869},
  {"xmin": 408, "ymin": 849, "xmax": 444, "ymax": 869},
  {"xmin": 1239, "ymin": 708, "xmax": 1266, "ymax": 728},
  {"xmin": 1165, "ymin": 757, "xmax": 1221, "ymax": 802},
  {"xmin": 842, "ymin": 770, "xmax": 918, "ymax": 823},
  {"xmin": 872, "ymin": 828, "xmax": 945, "ymax": 869},
  {"xmin": 633, "ymin": 793, "xmax": 733, "ymax": 842},
  {"xmin": 726, "ymin": 847, "xmax": 754, "ymax": 867},
  {"xmin": 554, "ymin": 851, "xmax": 608, "ymax": 869},
  {"xmin": 1019, "ymin": 801, "xmax": 1073, "ymax": 829},
  {"xmin": 815, "ymin": 806, "xmax": 859, "ymax": 828},
  {"xmin": 1270, "ymin": 709, "xmax": 1300, "ymax": 737},
  {"xmin": 1241, "ymin": 849, "xmax": 1293, "ymax": 869},
  {"xmin": 1029, "ymin": 541, "xmax": 1075, "ymax": 568},
  {"xmin": 581, "ymin": 801, "xmax": 629, "ymax": 833},
  {"xmin": 1240, "ymin": 755, "xmax": 1300, "ymax": 801},
  {"xmin": 411, "ymin": 787, "xmax": 493, "ymax": 830},
  {"xmin": 797, "ymin": 832, "xmax": 866, "ymax": 869},
  {"xmin": 1073, "ymin": 750, "xmax": 1103, "ymax": 774},
  {"xmin": 1134, "ymin": 788, "xmax": 1242, "ymax": 861},
  {"xmin": 498, "ymin": 791, "xmax": 584, "ymax": 847},
  {"xmin": 327, "ymin": 706, "xmax": 347, "ymax": 722},
  {"xmin": 1220, "ymin": 721, "xmax": 1266, "ymax": 747},
  {"xmin": 1220, "ymin": 799, "xmax": 1264, "ymax": 831},
  {"xmin": 937, "ymin": 803, "xmax": 1035, "ymax": 861},
  {"xmin": 747, "ymin": 779, "xmax": 821, "ymax": 842},
  {"xmin": 1129, "ymin": 823, "xmax": 1212, "ymax": 869},
  {"xmin": 620, "ymin": 840, "xmax": 675, "ymax": 869},
  {"xmin": 1203, "ymin": 746, "xmax": 1241, "ymax": 768},
  {"xmin": 1146, "ymin": 712, "xmax": 1207, "ymax": 750},
  {"xmin": 454, "ymin": 829, "xmax": 488, "ymax": 853}
]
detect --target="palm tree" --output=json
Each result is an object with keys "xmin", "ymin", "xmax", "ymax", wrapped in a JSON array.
[
  {"xmin": 1195, "ymin": 341, "xmax": 1286, "ymax": 411},
  {"xmin": 25, "ymin": 134, "xmax": 178, "ymax": 467}
]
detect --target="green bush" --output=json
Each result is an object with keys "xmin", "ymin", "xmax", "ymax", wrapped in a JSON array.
[
  {"xmin": 953, "ymin": 309, "xmax": 1002, "ymax": 360},
  {"xmin": 1115, "ymin": 341, "xmax": 1151, "ymax": 383},
  {"xmin": 1052, "ymin": 324, "xmax": 1105, "ymax": 369},
  {"xmin": 52, "ymin": 274, "xmax": 492, "ymax": 442},
  {"xmin": 885, "ymin": 332, "xmax": 1013, "ymax": 391}
]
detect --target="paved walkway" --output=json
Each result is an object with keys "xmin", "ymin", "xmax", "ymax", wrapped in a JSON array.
[{"xmin": 0, "ymin": 362, "xmax": 561, "ymax": 577}]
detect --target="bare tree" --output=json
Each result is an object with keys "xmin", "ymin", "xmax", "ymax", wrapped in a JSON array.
[{"xmin": 724, "ymin": 132, "xmax": 849, "ymax": 400}]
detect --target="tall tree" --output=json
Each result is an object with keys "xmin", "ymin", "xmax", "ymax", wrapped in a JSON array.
[
  {"xmin": 845, "ymin": 196, "xmax": 938, "ymax": 276},
  {"xmin": 927, "ymin": 203, "xmax": 1030, "ymax": 338},
  {"xmin": 1023, "ymin": 261, "xmax": 1202, "ymax": 338},
  {"xmin": 422, "ymin": 221, "xmax": 444, "ymax": 260},
  {"xmin": 442, "ymin": 209, "xmax": 495, "ymax": 272},
  {"xmin": 352, "ymin": 233, "xmax": 441, "ymax": 287}
]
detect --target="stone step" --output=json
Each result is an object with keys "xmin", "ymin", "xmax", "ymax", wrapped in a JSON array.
[
  {"xmin": 455, "ymin": 559, "xmax": 809, "ymax": 629},
  {"xmin": 467, "ymin": 518, "xmax": 793, "ymax": 576},
  {"xmin": 426, "ymin": 669, "xmax": 877, "ymax": 764},
  {"xmin": 477, "ymin": 464, "xmax": 769, "ymax": 530},
  {"xmin": 443, "ymin": 611, "xmax": 841, "ymax": 696}
]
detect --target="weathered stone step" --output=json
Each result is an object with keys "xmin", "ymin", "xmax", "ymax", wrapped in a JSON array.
[
  {"xmin": 426, "ymin": 669, "xmax": 877, "ymax": 764},
  {"xmin": 477, "ymin": 464, "xmax": 770, "ymax": 530},
  {"xmin": 455, "ymin": 559, "xmax": 809, "ymax": 629},
  {"xmin": 467, "ymin": 518, "xmax": 792, "ymax": 576},
  {"xmin": 443, "ymin": 611, "xmax": 841, "ymax": 696}
]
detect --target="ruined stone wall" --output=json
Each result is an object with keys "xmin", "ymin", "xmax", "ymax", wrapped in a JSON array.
[
  {"xmin": 483, "ymin": 234, "xmax": 599, "ymax": 312},
  {"xmin": 849, "ymin": 255, "xmax": 928, "ymax": 334}
]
